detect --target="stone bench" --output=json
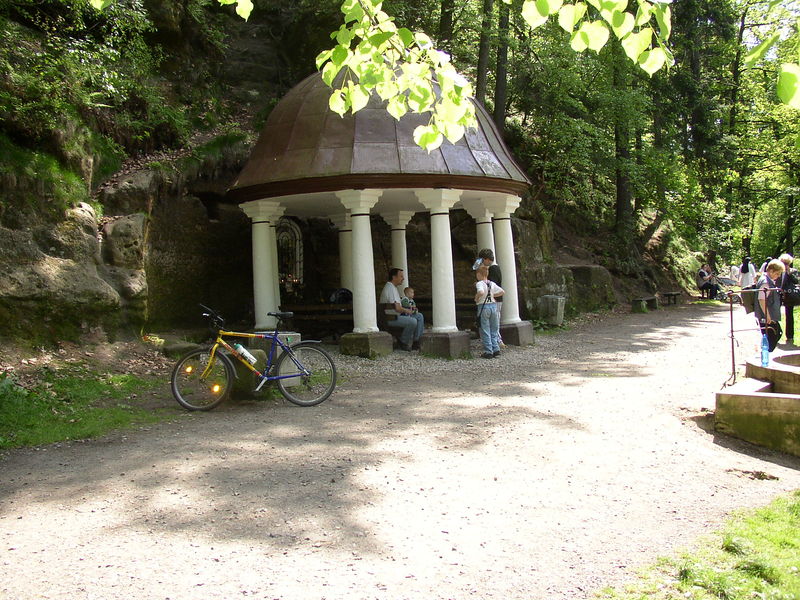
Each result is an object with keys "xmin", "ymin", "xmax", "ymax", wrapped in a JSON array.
[
  {"xmin": 631, "ymin": 296, "xmax": 659, "ymax": 313},
  {"xmin": 661, "ymin": 291, "xmax": 680, "ymax": 305}
]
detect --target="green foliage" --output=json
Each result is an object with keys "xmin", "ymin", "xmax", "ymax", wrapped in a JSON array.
[
  {"xmin": 598, "ymin": 490, "xmax": 800, "ymax": 600},
  {"xmin": 0, "ymin": 369, "xmax": 166, "ymax": 449},
  {"xmin": 0, "ymin": 132, "xmax": 89, "ymax": 219}
]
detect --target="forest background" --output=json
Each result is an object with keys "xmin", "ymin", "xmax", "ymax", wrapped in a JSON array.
[{"xmin": 1, "ymin": 0, "xmax": 799, "ymax": 319}]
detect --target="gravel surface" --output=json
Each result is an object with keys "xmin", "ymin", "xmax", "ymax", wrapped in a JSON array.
[{"xmin": 2, "ymin": 302, "xmax": 800, "ymax": 600}]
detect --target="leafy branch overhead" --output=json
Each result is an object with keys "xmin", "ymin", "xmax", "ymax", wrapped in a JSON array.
[{"xmin": 316, "ymin": 0, "xmax": 674, "ymax": 150}]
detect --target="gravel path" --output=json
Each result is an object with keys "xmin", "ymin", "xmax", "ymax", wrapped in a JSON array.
[{"xmin": 2, "ymin": 302, "xmax": 800, "ymax": 600}]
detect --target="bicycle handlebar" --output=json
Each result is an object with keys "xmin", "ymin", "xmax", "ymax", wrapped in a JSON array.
[{"xmin": 197, "ymin": 305, "xmax": 294, "ymax": 331}]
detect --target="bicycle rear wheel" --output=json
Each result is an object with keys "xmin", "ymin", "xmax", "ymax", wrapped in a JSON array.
[
  {"xmin": 275, "ymin": 343, "xmax": 336, "ymax": 406},
  {"xmin": 170, "ymin": 349, "xmax": 233, "ymax": 411}
]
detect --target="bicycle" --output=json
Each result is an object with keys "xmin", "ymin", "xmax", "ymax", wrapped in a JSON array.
[{"xmin": 170, "ymin": 304, "xmax": 337, "ymax": 411}]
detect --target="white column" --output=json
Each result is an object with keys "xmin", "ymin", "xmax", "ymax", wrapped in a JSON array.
[
  {"xmin": 381, "ymin": 211, "xmax": 415, "ymax": 293},
  {"xmin": 330, "ymin": 213, "xmax": 353, "ymax": 291},
  {"xmin": 461, "ymin": 199, "xmax": 496, "ymax": 255},
  {"xmin": 415, "ymin": 189, "xmax": 461, "ymax": 333},
  {"xmin": 336, "ymin": 189, "xmax": 382, "ymax": 333},
  {"xmin": 240, "ymin": 200, "xmax": 284, "ymax": 330},
  {"xmin": 486, "ymin": 195, "xmax": 522, "ymax": 325}
]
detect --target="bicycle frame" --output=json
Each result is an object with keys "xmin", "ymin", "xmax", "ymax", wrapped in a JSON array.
[{"xmin": 204, "ymin": 329, "xmax": 312, "ymax": 392}]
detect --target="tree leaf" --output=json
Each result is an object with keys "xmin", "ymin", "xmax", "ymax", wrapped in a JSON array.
[
  {"xmin": 570, "ymin": 29, "xmax": 590, "ymax": 52},
  {"xmin": 387, "ymin": 95, "xmax": 408, "ymax": 120},
  {"xmin": 634, "ymin": 0, "xmax": 652, "ymax": 26},
  {"xmin": 413, "ymin": 125, "xmax": 444, "ymax": 151},
  {"xmin": 321, "ymin": 61, "xmax": 342, "ymax": 87},
  {"xmin": 440, "ymin": 120, "xmax": 466, "ymax": 144},
  {"xmin": 637, "ymin": 47, "xmax": 666, "ymax": 76},
  {"xmin": 376, "ymin": 79, "xmax": 399, "ymax": 100},
  {"xmin": 234, "ymin": 0, "xmax": 253, "ymax": 20},
  {"xmin": 331, "ymin": 44, "xmax": 350, "ymax": 66},
  {"xmin": 621, "ymin": 27, "xmax": 652, "ymax": 63},
  {"xmin": 558, "ymin": 2, "xmax": 588, "ymax": 32},
  {"xmin": 607, "ymin": 10, "xmax": 634, "ymax": 39},
  {"xmin": 341, "ymin": 0, "xmax": 365, "ymax": 23},
  {"xmin": 522, "ymin": 0, "xmax": 549, "ymax": 29},
  {"xmin": 777, "ymin": 63, "xmax": 800, "ymax": 109},
  {"xmin": 368, "ymin": 31, "xmax": 394, "ymax": 48},
  {"xmin": 583, "ymin": 20, "xmax": 610, "ymax": 52},
  {"xmin": 88, "ymin": 0, "xmax": 114, "ymax": 9},
  {"xmin": 652, "ymin": 3, "xmax": 671, "ymax": 40},
  {"xmin": 316, "ymin": 49, "xmax": 332, "ymax": 70},
  {"xmin": 558, "ymin": 4, "xmax": 577, "ymax": 32},
  {"xmin": 397, "ymin": 28, "xmax": 414, "ymax": 47},
  {"xmin": 743, "ymin": 33, "xmax": 780, "ymax": 68},
  {"xmin": 348, "ymin": 83, "xmax": 370, "ymax": 112},
  {"xmin": 329, "ymin": 90, "xmax": 349, "ymax": 116},
  {"xmin": 538, "ymin": 0, "xmax": 564, "ymax": 15}
]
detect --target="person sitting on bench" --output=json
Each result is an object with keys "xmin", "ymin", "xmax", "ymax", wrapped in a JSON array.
[
  {"xmin": 696, "ymin": 263, "xmax": 721, "ymax": 299},
  {"xmin": 378, "ymin": 268, "xmax": 424, "ymax": 351}
]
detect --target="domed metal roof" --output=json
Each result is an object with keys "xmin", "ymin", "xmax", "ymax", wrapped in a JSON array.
[{"xmin": 227, "ymin": 72, "xmax": 531, "ymax": 205}]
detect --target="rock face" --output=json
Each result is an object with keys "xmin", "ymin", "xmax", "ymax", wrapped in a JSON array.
[{"xmin": 0, "ymin": 204, "xmax": 122, "ymax": 341}]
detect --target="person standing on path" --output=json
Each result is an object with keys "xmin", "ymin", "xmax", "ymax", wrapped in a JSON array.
[
  {"xmin": 738, "ymin": 256, "xmax": 757, "ymax": 288},
  {"xmin": 475, "ymin": 264, "xmax": 504, "ymax": 358},
  {"xmin": 473, "ymin": 248, "xmax": 505, "ymax": 348},
  {"xmin": 754, "ymin": 259, "xmax": 785, "ymax": 350},
  {"xmin": 779, "ymin": 253, "xmax": 798, "ymax": 345}
]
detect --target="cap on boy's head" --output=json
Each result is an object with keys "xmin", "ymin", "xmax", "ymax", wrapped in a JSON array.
[{"xmin": 478, "ymin": 248, "xmax": 494, "ymax": 261}]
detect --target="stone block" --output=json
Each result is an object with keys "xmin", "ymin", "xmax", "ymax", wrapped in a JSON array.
[
  {"xmin": 420, "ymin": 331, "xmax": 472, "ymax": 359},
  {"xmin": 339, "ymin": 331, "xmax": 394, "ymax": 358},
  {"xmin": 500, "ymin": 321, "xmax": 535, "ymax": 346},
  {"xmin": 537, "ymin": 295, "xmax": 565, "ymax": 326},
  {"xmin": 232, "ymin": 348, "xmax": 267, "ymax": 399}
]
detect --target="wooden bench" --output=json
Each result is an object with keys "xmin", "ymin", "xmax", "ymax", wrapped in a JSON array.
[
  {"xmin": 661, "ymin": 291, "xmax": 680, "ymax": 305},
  {"xmin": 631, "ymin": 296, "xmax": 659, "ymax": 313},
  {"xmin": 377, "ymin": 303, "xmax": 405, "ymax": 347},
  {"xmin": 280, "ymin": 303, "xmax": 353, "ymax": 339}
]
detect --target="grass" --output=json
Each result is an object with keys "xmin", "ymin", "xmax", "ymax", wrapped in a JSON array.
[
  {"xmin": 0, "ymin": 367, "xmax": 170, "ymax": 449},
  {"xmin": 598, "ymin": 490, "xmax": 800, "ymax": 600}
]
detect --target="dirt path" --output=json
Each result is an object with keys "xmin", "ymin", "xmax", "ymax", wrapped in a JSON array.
[{"xmin": 2, "ymin": 303, "xmax": 799, "ymax": 600}]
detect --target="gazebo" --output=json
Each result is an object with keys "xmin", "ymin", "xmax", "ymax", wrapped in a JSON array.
[{"xmin": 227, "ymin": 72, "xmax": 534, "ymax": 358}]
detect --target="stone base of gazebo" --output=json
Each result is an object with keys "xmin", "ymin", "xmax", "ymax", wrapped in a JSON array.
[
  {"xmin": 420, "ymin": 331, "xmax": 472, "ymax": 359},
  {"xmin": 339, "ymin": 331, "xmax": 394, "ymax": 358},
  {"xmin": 501, "ymin": 321, "xmax": 536, "ymax": 346}
]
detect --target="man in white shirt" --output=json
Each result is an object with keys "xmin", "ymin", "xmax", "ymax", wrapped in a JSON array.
[{"xmin": 378, "ymin": 268, "xmax": 424, "ymax": 351}]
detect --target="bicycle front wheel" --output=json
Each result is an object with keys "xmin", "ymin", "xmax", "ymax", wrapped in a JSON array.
[
  {"xmin": 275, "ymin": 343, "xmax": 337, "ymax": 406},
  {"xmin": 170, "ymin": 349, "xmax": 233, "ymax": 411}
]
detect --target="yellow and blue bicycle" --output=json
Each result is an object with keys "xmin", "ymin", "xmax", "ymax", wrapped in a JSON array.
[{"xmin": 170, "ymin": 305, "xmax": 337, "ymax": 410}]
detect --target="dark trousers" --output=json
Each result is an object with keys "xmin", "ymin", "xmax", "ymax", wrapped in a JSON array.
[
  {"xmin": 786, "ymin": 304, "xmax": 795, "ymax": 342},
  {"xmin": 700, "ymin": 281, "xmax": 720, "ymax": 298}
]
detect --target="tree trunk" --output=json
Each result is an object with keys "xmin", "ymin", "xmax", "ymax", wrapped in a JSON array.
[
  {"xmin": 786, "ymin": 194, "xmax": 796, "ymax": 256},
  {"xmin": 475, "ymin": 0, "xmax": 493, "ymax": 106},
  {"xmin": 613, "ymin": 43, "xmax": 633, "ymax": 233},
  {"xmin": 492, "ymin": 1, "xmax": 509, "ymax": 132},
  {"xmin": 438, "ymin": 0, "xmax": 455, "ymax": 51}
]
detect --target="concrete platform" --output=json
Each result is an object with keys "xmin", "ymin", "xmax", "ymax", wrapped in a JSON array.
[
  {"xmin": 500, "ymin": 320, "xmax": 535, "ymax": 346},
  {"xmin": 339, "ymin": 331, "xmax": 394, "ymax": 358},
  {"xmin": 715, "ymin": 351, "xmax": 800, "ymax": 457}
]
